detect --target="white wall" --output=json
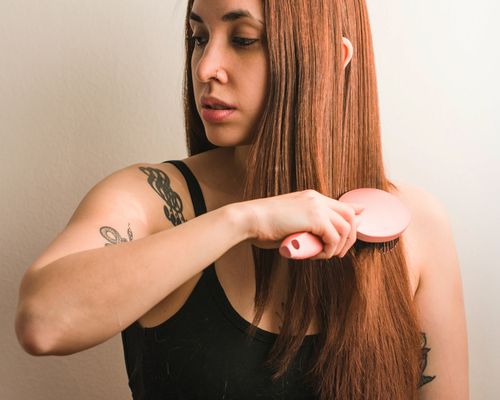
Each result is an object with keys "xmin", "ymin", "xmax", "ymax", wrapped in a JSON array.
[
  {"xmin": 370, "ymin": 1, "xmax": 500, "ymax": 398},
  {"xmin": 1, "ymin": 1, "xmax": 498, "ymax": 398}
]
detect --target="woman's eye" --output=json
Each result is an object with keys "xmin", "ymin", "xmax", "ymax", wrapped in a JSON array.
[
  {"xmin": 188, "ymin": 36, "xmax": 258, "ymax": 48},
  {"xmin": 189, "ymin": 36, "xmax": 208, "ymax": 47},
  {"xmin": 233, "ymin": 37, "xmax": 259, "ymax": 46}
]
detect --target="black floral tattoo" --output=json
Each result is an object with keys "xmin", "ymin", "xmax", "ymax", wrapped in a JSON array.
[
  {"xmin": 138, "ymin": 166, "xmax": 186, "ymax": 226},
  {"xmin": 100, "ymin": 223, "xmax": 134, "ymax": 246},
  {"xmin": 418, "ymin": 332, "xmax": 436, "ymax": 388}
]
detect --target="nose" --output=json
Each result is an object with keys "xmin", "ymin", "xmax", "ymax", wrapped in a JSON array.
[{"xmin": 193, "ymin": 40, "xmax": 228, "ymax": 83}]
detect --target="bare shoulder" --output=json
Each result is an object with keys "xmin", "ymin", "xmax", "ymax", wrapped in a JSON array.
[
  {"xmin": 392, "ymin": 180, "xmax": 450, "ymax": 232},
  {"xmin": 116, "ymin": 160, "xmax": 199, "ymax": 234},
  {"xmin": 388, "ymin": 180, "xmax": 460, "ymax": 299},
  {"xmin": 74, "ymin": 160, "xmax": 199, "ymax": 236},
  {"xmin": 392, "ymin": 181, "xmax": 469, "ymax": 398},
  {"xmin": 388, "ymin": 181, "xmax": 441, "ymax": 295},
  {"xmin": 391, "ymin": 179, "xmax": 455, "ymax": 278}
]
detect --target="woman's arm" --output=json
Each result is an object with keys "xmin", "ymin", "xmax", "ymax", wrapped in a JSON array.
[
  {"xmin": 412, "ymin": 188, "xmax": 469, "ymax": 399},
  {"xmin": 15, "ymin": 163, "xmax": 252, "ymax": 356}
]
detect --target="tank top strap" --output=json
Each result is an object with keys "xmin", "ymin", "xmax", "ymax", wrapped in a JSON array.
[
  {"xmin": 161, "ymin": 159, "xmax": 215, "ymax": 282},
  {"xmin": 162, "ymin": 160, "xmax": 207, "ymax": 218}
]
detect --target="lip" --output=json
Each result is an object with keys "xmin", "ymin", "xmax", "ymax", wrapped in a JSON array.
[
  {"xmin": 201, "ymin": 107, "xmax": 236, "ymax": 123},
  {"xmin": 200, "ymin": 95, "xmax": 237, "ymax": 109}
]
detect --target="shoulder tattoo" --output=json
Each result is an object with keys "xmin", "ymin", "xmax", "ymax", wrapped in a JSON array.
[
  {"xmin": 138, "ymin": 166, "xmax": 187, "ymax": 226},
  {"xmin": 100, "ymin": 223, "xmax": 133, "ymax": 246},
  {"xmin": 418, "ymin": 331, "xmax": 437, "ymax": 388}
]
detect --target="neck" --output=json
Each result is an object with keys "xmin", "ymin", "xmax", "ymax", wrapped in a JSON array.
[
  {"xmin": 218, "ymin": 145, "xmax": 250, "ymax": 196},
  {"xmin": 233, "ymin": 144, "xmax": 251, "ymax": 179}
]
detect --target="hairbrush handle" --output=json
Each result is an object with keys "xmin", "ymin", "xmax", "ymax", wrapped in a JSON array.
[
  {"xmin": 278, "ymin": 232, "xmax": 325, "ymax": 260},
  {"xmin": 278, "ymin": 187, "xmax": 411, "ymax": 260}
]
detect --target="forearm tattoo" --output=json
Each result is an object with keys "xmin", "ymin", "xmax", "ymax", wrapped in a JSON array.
[
  {"xmin": 418, "ymin": 332, "xmax": 436, "ymax": 387},
  {"xmin": 138, "ymin": 166, "xmax": 186, "ymax": 226},
  {"xmin": 100, "ymin": 223, "xmax": 134, "ymax": 246}
]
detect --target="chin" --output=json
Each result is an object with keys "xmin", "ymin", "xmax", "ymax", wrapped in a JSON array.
[
  {"xmin": 207, "ymin": 140, "xmax": 245, "ymax": 148},
  {"xmin": 205, "ymin": 133, "xmax": 251, "ymax": 148}
]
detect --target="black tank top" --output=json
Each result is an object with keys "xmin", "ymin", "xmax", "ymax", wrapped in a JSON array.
[{"xmin": 120, "ymin": 160, "xmax": 319, "ymax": 400}]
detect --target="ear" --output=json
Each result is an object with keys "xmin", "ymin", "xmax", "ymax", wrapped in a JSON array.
[{"xmin": 342, "ymin": 37, "xmax": 353, "ymax": 69}]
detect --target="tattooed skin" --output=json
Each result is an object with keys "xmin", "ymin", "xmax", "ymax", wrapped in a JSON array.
[
  {"xmin": 275, "ymin": 301, "xmax": 285, "ymax": 331},
  {"xmin": 419, "ymin": 332, "xmax": 437, "ymax": 388},
  {"xmin": 139, "ymin": 166, "xmax": 186, "ymax": 226},
  {"xmin": 272, "ymin": 312, "xmax": 436, "ymax": 389},
  {"xmin": 100, "ymin": 223, "xmax": 134, "ymax": 246}
]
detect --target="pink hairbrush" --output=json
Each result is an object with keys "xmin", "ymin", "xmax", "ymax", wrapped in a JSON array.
[{"xmin": 279, "ymin": 188, "xmax": 411, "ymax": 259}]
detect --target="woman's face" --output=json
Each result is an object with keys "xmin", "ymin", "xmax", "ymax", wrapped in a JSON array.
[{"xmin": 189, "ymin": 0, "xmax": 269, "ymax": 147}]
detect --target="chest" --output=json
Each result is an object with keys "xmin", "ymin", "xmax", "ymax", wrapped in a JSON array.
[{"xmin": 138, "ymin": 231, "xmax": 421, "ymax": 334}]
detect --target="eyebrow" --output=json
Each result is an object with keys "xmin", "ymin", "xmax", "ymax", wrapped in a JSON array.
[{"xmin": 189, "ymin": 9, "xmax": 264, "ymax": 26}]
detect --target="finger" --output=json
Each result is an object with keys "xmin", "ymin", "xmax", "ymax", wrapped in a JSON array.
[
  {"xmin": 337, "ymin": 210, "xmax": 358, "ymax": 257},
  {"xmin": 324, "ymin": 210, "xmax": 350, "ymax": 259},
  {"xmin": 327, "ymin": 208, "xmax": 351, "ymax": 257},
  {"xmin": 314, "ymin": 192, "xmax": 364, "ymax": 220},
  {"xmin": 311, "ymin": 210, "xmax": 343, "ymax": 259},
  {"xmin": 339, "ymin": 214, "xmax": 361, "ymax": 257},
  {"xmin": 332, "ymin": 200, "xmax": 365, "ymax": 221}
]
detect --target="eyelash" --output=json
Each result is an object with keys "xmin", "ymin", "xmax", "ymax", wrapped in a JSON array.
[{"xmin": 187, "ymin": 35, "xmax": 258, "ymax": 48}]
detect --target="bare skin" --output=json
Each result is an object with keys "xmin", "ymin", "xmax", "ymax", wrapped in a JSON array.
[{"xmin": 137, "ymin": 147, "xmax": 424, "ymax": 335}]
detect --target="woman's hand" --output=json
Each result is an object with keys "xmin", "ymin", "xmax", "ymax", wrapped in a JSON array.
[{"xmin": 244, "ymin": 189, "xmax": 364, "ymax": 260}]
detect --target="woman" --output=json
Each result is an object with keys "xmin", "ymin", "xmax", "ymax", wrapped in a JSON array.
[{"xmin": 15, "ymin": 0, "xmax": 468, "ymax": 399}]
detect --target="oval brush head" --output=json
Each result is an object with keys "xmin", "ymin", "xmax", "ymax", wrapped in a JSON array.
[
  {"xmin": 279, "ymin": 188, "xmax": 411, "ymax": 260},
  {"xmin": 338, "ymin": 188, "xmax": 411, "ymax": 243}
]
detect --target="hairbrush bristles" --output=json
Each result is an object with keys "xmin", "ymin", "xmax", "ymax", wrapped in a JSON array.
[
  {"xmin": 354, "ymin": 237, "xmax": 400, "ymax": 253},
  {"xmin": 377, "ymin": 237, "xmax": 400, "ymax": 253}
]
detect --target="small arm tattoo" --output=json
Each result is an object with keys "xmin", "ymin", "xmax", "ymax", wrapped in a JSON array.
[
  {"xmin": 100, "ymin": 223, "xmax": 134, "ymax": 246},
  {"xmin": 418, "ymin": 331, "xmax": 436, "ymax": 388},
  {"xmin": 138, "ymin": 166, "xmax": 186, "ymax": 226}
]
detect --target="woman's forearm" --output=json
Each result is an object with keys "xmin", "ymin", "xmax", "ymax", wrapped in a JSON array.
[{"xmin": 15, "ymin": 203, "xmax": 252, "ymax": 356}]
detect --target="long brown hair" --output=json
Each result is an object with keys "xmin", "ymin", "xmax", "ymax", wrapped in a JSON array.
[{"xmin": 182, "ymin": 1, "xmax": 423, "ymax": 398}]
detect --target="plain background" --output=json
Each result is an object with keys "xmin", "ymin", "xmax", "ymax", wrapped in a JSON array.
[{"xmin": 1, "ymin": 1, "xmax": 498, "ymax": 399}]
